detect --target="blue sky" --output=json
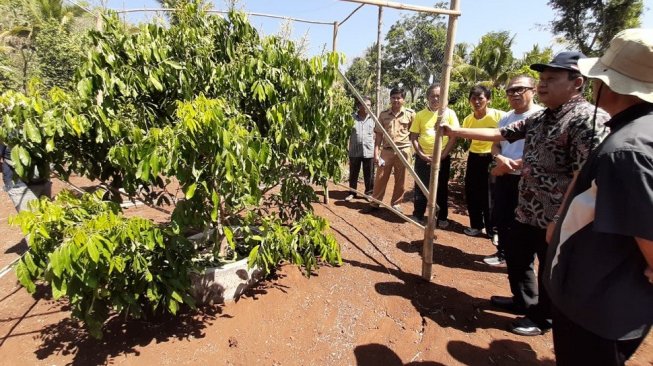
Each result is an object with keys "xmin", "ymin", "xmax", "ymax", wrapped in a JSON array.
[{"xmin": 95, "ymin": 0, "xmax": 653, "ymax": 66}]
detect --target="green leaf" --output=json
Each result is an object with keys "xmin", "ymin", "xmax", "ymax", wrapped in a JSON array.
[
  {"xmin": 224, "ymin": 226, "xmax": 234, "ymax": 250},
  {"xmin": 164, "ymin": 60, "xmax": 183, "ymax": 69},
  {"xmin": 15, "ymin": 261, "xmax": 36, "ymax": 293},
  {"xmin": 86, "ymin": 240, "xmax": 100, "ymax": 263},
  {"xmin": 22, "ymin": 252, "xmax": 37, "ymax": 273},
  {"xmin": 52, "ymin": 276, "xmax": 67, "ymax": 299},
  {"xmin": 77, "ymin": 78, "xmax": 93, "ymax": 98},
  {"xmin": 168, "ymin": 298, "xmax": 179, "ymax": 314},
  {"xmin": 24, "ymin": 121, "xmax": 42, "ymax": 143},
  {"xmin": 11, "ymin": 146, "xmax": 30, "ymax": 167},
  {"xmin": 248, "ymin": 245, "xmax": 260, "ymax": 268},
  {"xmin": 185, "ymin": 183, "xmax": 197, "ymax": 199},
  {"xmin": 45, "ymin": 138, "xmax": 55, "ymax": 152},
  {"xmin": 149, "ymin": 74, "xmax": 163, "ymax": 91},
  {"xmin": 171, "ymin": 290, "xmax": 183, "ymax": 302}
]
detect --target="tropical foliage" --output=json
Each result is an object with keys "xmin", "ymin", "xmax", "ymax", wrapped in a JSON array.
[
  {"xmin": 548, "ymin": 0, "xmax": 643, "ymax": 56},
  {"xmin": 2, "ymin": 1, "xmax": 349, "ymax": 337}
]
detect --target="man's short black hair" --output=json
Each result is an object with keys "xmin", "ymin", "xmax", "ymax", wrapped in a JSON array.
[
  {"xmin": 390, "ymin": 87, "xmax": 405, "ymax": 98},
  {"xmin": 567, "ymin": 70, "xmax": 586, "ymax": 92},
  {"xmin": 356, "ymin": 95, "xmax": 372, "ymax": 108},
  {"xmin": 426, "ymin": 83, "xmax": 441, "ymax": 97},
  {"xmin": 468, "ymin": 85, "xmax": 491, "ymax": 100}
]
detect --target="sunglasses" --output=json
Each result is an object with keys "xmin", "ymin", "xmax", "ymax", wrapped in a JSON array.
[{"xmin": 506, "ymin": 87, "xmax": 533, "ymax": 96}]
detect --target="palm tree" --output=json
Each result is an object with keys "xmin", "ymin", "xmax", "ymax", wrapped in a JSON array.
[
  {"xmin": 469, "ymin": 31, "xmax": 516, "ymax": 88},
  {"xmin": 0, "ymin": 0, "xmax": 86, "ymax": 92}
]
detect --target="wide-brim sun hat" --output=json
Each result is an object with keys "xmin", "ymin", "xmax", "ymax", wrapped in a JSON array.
[{"xmin": 578, "ymin": 28, "xmax": 653, "ymax": 103}]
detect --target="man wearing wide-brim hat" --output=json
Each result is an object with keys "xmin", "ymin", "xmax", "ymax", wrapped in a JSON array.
[{"xmin": 545, "ymin": 28, "xmax": 653, "ymax": 365}]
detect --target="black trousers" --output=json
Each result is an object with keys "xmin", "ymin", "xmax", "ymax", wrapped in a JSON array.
[
  {"xmin": 349, "ymin": 156, "xmax": 374, "ymax": 195},
  {"xmin": 491, "ymin": 174, "xmax": 520, "ymax": 256},
  {"xmin": 504, "ymin": 221, "xmax": 551, "ymax": 328},
  {"xmin": 464, "ymin": 152, "xmax": 492, "ymax": 233},
  {"xmin": 413, "ymin": 155, "xmax": 451, "ymax": 220},
  {"xmin": 552, "ymin": 306, "xmax": 648, "ymax": 366}
]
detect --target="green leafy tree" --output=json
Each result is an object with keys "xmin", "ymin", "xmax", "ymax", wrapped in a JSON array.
[
  {"xmin": 511, "ymin": 44, "xmax": 554, "ymax": 80},
  {"xmin": 0, "ymin": 0, "xmax": 89, "ymax": 92},
  {"xmin": 382, "ymin": 11, "xmax": 447, "ymax": 101},
  {"xmin": 548, "ymin": 0, "xmax": 643, "ymax": 56},
  {"xmin": 2, "ymin": 1, "xmax": 348, "ymax": 337},
  {"xmin": 34, "ymin": 20, "xmax": 84, "ymax": 90},
  {"xmin": 344, "ymin": 44, "xmax": 377, "ymax": 100}
]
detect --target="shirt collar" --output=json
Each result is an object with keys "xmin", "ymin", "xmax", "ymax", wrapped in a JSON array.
[
  {"xmin": 544, "ymin": 95, "xmax": 586, "ymax": 121},
  {"xmin": 388, "ymin": 106, "xmax": 405, "ymax": 117},
  {"xmin": 605, "ymin": 102, "xmax": 653, "ymax": 131},
  {"xmin": 353, "ymin": 112, "xmax": 370, "ymax": 121}
]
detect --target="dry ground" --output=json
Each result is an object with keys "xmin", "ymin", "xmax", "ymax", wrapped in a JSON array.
[{"xmin": 0, "ymin": 175, "xmax": 651, "ymax": 365}]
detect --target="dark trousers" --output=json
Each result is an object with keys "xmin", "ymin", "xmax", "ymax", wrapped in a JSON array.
[
  {"xmin": 349, "ymin": 156, "xmax": 374, "ymax": 195},
  {"xmin": 504, "ymin": 221, "xmax": 551, "ymax": 327},
  {"xmin": 413, "ymin": 155, "xmax": 451, "ymax": 220},
  {"xmin": 464, "ymin": 152, "xmax": 492, "ymax": 233},
  {"xmin": 552, "ymin": 306, "xmax": 648, "ymax": 366},
  {"xmin": 491, "ymin": 174, "xmax": 520, "ymax": 256}
]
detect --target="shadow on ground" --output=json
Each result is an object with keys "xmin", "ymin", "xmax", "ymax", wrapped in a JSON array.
[
  {"xmin": 396, "ymin": 240, "xmax": 506, "ymax": 274},
  {"xmin": 354, "ymin": 343, "xmax": 445, "ymax": 365},
  {"xmin": 34, "ymin": 305, "xmax": 224, "ymax": 365},
  {"xmin": 344, "ymin": 259, "xmax": 513, "ymax": 334},
  {"xmin": 447, "ymin": 339, "xmax": 556, "ymax": 365},
  {"xmin": 4, "ymin": 239, "xmax": 27, "ymax": 255}
]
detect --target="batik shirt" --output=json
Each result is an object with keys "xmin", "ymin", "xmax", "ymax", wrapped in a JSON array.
[{"xmin": 500, "ymin": 96, "xmax": 609, "ymax": 229}]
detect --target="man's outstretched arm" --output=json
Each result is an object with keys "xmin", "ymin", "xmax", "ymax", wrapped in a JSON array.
[{"xmin": 441, "ymin": 125, "xmax": 505, "ymax": 142}]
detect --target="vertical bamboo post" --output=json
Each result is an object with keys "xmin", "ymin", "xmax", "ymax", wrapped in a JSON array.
[
  {"xmin": 375, "ymin": 6, "xmax": 383, "ymax": 117},
  {"xmin": 325, "ymin": 22, "xmax": 339, "ymax": 204},
  {"xmin": 422, "ymin": 0, "xmax": 461, "ymax": 281},
  {"xmin": 332, "ymin": 21, "xmax": 339, "ymax": 53}
]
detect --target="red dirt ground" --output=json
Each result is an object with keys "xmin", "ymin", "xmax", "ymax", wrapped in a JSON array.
[{"xmin": 0, "ymin": 175, "xmax": 651, "ymax": 365}]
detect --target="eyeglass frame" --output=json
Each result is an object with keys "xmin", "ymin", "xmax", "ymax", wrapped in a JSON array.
[{"xmin": 505, "ymin": 86, "xmax": 534, "ymax": 96}]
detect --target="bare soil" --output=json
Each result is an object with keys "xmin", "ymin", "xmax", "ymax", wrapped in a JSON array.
[{"xmin": 0, "ymin": 175, "xmax": 651, "ymax": 365}]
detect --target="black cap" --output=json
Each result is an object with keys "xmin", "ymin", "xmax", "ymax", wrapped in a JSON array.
[{"xmin": 530, "ymin": 51, "xmax": 586, "ymax": 72}]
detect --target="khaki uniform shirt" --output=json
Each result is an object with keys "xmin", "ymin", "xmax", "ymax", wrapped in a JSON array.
[{"xmin": 375, "ymin": 107, "xmax": 415, "ymax": 149}]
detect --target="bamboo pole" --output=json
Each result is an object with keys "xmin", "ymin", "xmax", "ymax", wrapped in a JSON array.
[
  {"xmin": 113, "ymin": 8, "xmax": 334, "ymax": 25},
  {"xmin": 375, "ymin": 6, "xmax": 383, "ymax": 117},
  {"xmin": 339, "ymin": 3, "xmax": 365, "ymax": 25},
  {"xmin": 332, "ymin": 21, "xmax": 339, "ymax": 53},
  {"xmin": 421, "ymin": 0, "xmax": 461, "ymax": 281},
  {"xmin": 340, "ymin": 0, "xmax": 461, "ymax": 16}
]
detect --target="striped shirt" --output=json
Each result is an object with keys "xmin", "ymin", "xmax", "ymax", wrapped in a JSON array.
[{"xmin": 348, "ymin": 112, "xmax": 375, "ymax": 158}]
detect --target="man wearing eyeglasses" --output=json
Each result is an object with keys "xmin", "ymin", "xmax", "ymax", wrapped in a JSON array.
[
  {"xmin": 443, "ymin": 52, "xmax": 609, "ymax": 337},
  {"xmin": 484, "ymin": 75, "xmax": 542, "ymax": 267}
]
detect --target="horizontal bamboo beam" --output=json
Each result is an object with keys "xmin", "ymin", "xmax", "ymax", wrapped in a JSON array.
[
  {"xmin": 339, "ymin": 0, "xmax": 461, "ymax": 16},
  {"xmin": 113, "ymin": 8, "xmax": 334, "ymax": 25}
]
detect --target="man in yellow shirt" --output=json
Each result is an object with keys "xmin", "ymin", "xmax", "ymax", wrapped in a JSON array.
[
  {"xmin": 462, "ymin": 85, "xmax": 505, "ymax": 237},
  {"xmin": 364, "ymin": 87, "xmax": 415, "ymax": 213},
  {"xmin": 409, "ymin": 83, "xmax": 459, "ymax": 227}
]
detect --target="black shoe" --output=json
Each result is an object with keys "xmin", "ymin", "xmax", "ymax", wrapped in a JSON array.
[
  {"xmin": 509, "ymin": 316, "xmax": 550, "ymax": 336},
  {"xmin": 361, "ymin": 205, "xmax": 379, "ymax": 214},
  {"xmin": 408, "ymin": 215, "xmax": 425, "ymax": 226},
  {"xmin": 490, "ymin": 295, "xmax": 526, "ymax": 315}
]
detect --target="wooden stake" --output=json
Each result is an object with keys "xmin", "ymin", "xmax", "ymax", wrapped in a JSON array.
[{"xmin": 422, "ymin": 0, "xmax": 461, "ymax": 281}]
